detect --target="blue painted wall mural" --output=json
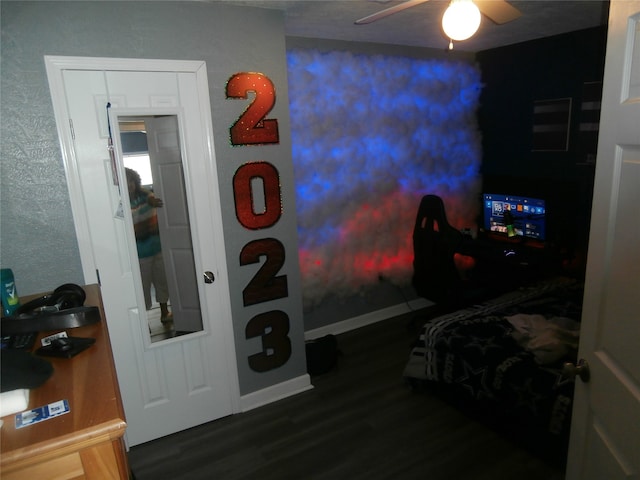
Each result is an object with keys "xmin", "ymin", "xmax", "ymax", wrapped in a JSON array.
[{"xmin": 287, "ymin": 49, "xmax": 483, "ymax": 307}]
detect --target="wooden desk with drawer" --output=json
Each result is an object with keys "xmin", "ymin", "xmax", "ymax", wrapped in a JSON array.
[{"xmin": 1, "ymin": 284, "xmax": 129, "ymax": 479}]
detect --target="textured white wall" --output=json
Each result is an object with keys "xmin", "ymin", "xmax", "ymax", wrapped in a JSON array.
[{"xmin": 0, "ymin": 1, "xmax": 304, "ymax": 396}]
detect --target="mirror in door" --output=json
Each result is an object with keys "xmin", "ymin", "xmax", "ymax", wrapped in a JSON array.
[{"xmin": 119, "ymin": 115, "xmax": 203, "ymax": 343}]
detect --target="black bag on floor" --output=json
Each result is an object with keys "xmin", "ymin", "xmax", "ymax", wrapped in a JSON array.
[{"xmin": 305, "ymin": 334, "xmax": 339, "ymax": 375}]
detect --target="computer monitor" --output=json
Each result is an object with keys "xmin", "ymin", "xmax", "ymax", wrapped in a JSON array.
[{"xmin": 482, "ymin": 193, "xmax": 546, "ymax": 242}]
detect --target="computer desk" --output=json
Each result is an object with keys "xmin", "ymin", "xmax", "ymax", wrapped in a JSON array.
[{"xmin": 456, "ymin": 233, "xmax": 563, "ymax": 288}]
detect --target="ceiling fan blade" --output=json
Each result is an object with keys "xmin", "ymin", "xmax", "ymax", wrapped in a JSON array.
[
  {"xmin": 355, "ymin": 0, "xmax": 431, "ymax": 25},
  {"xmin": 475, "ymin": 0, "xmax": 522, "ymax": 25}
]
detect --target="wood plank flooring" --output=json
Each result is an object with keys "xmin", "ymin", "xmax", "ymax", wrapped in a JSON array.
[{"xmin": 128, "ymin": 308, "xmax": 566, "ymax": 480}]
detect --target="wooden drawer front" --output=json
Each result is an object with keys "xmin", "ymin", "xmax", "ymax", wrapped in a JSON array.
[
  {"xmin": 2, "ymin": 441, "xmax": 125, "ymax": 480},
  {"xmin": 2, "ymin": 451, "xmax": 85, "ymax": 480}
]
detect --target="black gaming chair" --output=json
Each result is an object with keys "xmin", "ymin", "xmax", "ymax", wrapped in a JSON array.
[{"xmin": 411, "ymin": 194, "xmax": 464, "ymax": 308}]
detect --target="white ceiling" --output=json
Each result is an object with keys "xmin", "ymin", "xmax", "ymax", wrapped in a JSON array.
[{"xmin": 225, "ymin": 0, "xmax": 609, "ymax": 52}]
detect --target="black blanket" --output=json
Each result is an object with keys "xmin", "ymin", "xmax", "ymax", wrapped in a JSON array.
[{"xmin": 403, "ymin": 278, "xmax": 584, "ymax": 460}]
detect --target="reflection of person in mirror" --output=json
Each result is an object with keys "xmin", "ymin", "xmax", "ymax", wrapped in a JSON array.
[{"xmin": 125, "ymin": 168, "xmax": 173, "ymax": 328}]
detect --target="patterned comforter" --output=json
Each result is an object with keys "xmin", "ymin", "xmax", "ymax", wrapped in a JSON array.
[{"xmin": 403, "ymin": 278, "xmax": 584, "ymax": 457}]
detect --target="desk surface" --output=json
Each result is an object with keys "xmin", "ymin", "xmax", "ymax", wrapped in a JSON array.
[
  {"xmin": 1, "ymin": 284, "xmax": 127, "ymax": 470},
  {"xmin": 456, "ymin": 234, "xmax": 559, "ymax": 264}
]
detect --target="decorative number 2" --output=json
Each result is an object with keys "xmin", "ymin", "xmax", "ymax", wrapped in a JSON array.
[
  {"xmin": 226, "ymin": 72, "xmax": 279, "ymax": 145},
  {"xmin": 240, "ymin": 238, "xmax": 288, "ymax": 306}
]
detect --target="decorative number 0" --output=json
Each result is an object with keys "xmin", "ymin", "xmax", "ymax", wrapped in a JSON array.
[
  {"xmin": 233, "ymin": 162, "xmax": 282, "ymax": 230},
  {"xmin": 240, "ymin": 238, "xmax": 288, "ymax": 306},
  {"xmin": 226, "ymin": 72, "xmax": 279, "ymax": 145},
  {"xmin": 246, "ymin": 310, "xmax": 292, "ymax": 372}
]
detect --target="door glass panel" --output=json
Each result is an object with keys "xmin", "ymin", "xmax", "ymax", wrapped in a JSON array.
[{"xmin": 119, "ymin": 115, "xmax": 203, "ymax": 343}]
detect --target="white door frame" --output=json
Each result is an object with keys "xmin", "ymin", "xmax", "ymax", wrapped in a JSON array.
[{"xmin": 45, "ymin": 56, "xmax": 241, "ymax": 444}]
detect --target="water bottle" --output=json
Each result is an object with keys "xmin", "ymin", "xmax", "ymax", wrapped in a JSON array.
[{"xmin": 1, "ymin": 268, "xmax": 21, "ymax": 317}]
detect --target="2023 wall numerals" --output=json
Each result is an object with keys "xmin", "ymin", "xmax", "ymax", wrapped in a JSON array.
[{"xmin": 227, "ymin": 72, "xmax": 291, "ymax": 373}]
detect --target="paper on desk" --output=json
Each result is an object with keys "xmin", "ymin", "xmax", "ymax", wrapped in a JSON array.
[
  {"xmin": 0, "ymin": 388, "xmax": 29, "ymax": 417},
  {"xmin": 15, "ymin": 399, "xmax": 70, "ymax": 428}
]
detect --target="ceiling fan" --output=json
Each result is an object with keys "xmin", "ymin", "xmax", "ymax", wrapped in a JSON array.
[
  {"xmin": 355, "ymin": 0, "xmax": 522, "ymax": 50},
  {"xmin": 355, "ymin": 0, "xmax": 522, "ymax": 26}
]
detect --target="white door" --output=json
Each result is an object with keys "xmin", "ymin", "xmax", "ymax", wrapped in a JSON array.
[
  {"xmin": 144, "ymin": 115, "xmax": 201, "ymax": 332},
  {"xmin": 45, "ymin": 57, "xmax": 240, "ymax": 446},
  {"xmin": 565, "ymin": 1, "xmax": 640, "ymax": 478}
]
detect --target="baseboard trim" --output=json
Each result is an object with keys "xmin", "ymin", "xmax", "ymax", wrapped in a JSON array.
[
  {"xmin": 240, "ymin": 374, "xmax": 313, "ymax": 412},
  {"xmin": 239, "ymin": 299, "xmax": 432, "ymax": 412},
  {"xmin": 304, "ymin": 298, "xmax": 433, "ymax": 340}
]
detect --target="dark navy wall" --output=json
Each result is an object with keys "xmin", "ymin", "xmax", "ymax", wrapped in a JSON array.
[{"xmin": 476, "ymin": 26, "xmax": 608, "ymax": 258}]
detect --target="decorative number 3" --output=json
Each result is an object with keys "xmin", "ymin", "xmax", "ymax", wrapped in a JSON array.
[
  {"xmin": 226, "ymin": 72, "xmax": 279, "ymax": 146},
  {"xmin": 246, "ymin": 310, "xmax": 292, "ymax": 372}
]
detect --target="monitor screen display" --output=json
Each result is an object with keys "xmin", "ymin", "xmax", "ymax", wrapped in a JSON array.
[{"xmin": 482, "ymin": 193, "xmax": 546, "ymax": 241}]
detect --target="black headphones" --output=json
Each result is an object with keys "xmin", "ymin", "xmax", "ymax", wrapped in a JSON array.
[
  {"xmin": 1, "ymin": 283, "xmax": 100, "ymax": 334},
  {"xmin": 15, "ymin": 283, "xmax": 87, "ymax": 316}
]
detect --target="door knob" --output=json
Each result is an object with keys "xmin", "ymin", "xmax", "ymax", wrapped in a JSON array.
[
  {"xmin": 563, "ymin": 358, "xmax": 590, "ymax": 382},
  {"xmin": 204, "ymin": 271, "xmax": 215, "ymax": 284}
]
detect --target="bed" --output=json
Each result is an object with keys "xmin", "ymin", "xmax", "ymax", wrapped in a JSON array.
[{"xmin": 403, "ymin": 277, "xmax": 584, "ymax": 461}]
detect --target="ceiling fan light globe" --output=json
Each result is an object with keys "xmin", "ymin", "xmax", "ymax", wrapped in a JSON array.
[{"xmin": 442, "ymin": 0, "xmax": 481, "ymax": 41}]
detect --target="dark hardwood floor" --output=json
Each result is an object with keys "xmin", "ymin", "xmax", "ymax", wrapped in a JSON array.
[{"xmin": 128, "ymin": 308, "xmax": 566, "ymax": 480}]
